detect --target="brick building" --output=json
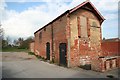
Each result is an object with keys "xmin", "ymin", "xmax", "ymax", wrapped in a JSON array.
[{"xmin": 33, "ymin": 0, "xmax": 105, "ymax": 68}]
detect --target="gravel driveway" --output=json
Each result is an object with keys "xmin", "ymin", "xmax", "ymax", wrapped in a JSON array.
[{"xmin": 1, "ymin": 52, "xmax": 119, "ymax": 78}]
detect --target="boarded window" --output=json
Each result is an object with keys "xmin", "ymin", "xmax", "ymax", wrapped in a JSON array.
[
  {"xmin": 92, "ymin": 21, "xmax": 97, "ymax": 27},
  {"xmin": 89, "ymin": 19, "xmax": 100, "ymax": 28},
  {"xmin": 80, "ymin": 16, "xmax": 88, "ymax": 37},
  {"xmin": 89, "ymin": 19, "xmax": 101, "ymax": 44}
]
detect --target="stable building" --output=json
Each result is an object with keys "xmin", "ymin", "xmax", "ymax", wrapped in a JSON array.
[{"xmin": 34, "ymin": 1, "xmax": 105, "ymax": 68}]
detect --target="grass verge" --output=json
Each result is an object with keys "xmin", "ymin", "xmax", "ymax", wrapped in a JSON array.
[
  {"xmin": 28, "ymin": 52, "xmax": 54, "ymax": 63},
  {"xmin": 2, "ymin": 47, "xmax": 29, "ymax": 52}
]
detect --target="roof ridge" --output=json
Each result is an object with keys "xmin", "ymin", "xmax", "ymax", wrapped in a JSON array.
[{"xmin": 70, "ymin": 0, "xmax": 105, "ymax": 21}]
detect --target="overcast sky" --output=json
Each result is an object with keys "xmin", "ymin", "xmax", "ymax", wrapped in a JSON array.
[{"xmin": 0, "ymin": 0, "xmax": 119, "ymax": 40}]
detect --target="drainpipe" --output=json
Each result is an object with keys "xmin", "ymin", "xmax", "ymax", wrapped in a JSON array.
[
  {"xmin": 51, "ymin": 23, "xmax": 54, "ymax": 62},
  {"xmin": 66, "ymin": 13, "xmax": 71, "ymax": 67}
]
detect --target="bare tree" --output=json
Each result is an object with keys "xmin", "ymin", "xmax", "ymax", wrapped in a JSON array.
[
  {"xmin": 6, "ymin": 36, "xmax": 11, "ymax": 45},
  {"xmin": 0, "ymin": 23, "xmax": 4, "ymax": 39},
  {"xmin": 0, "ymin": 23, "xmax": 3, "ymax": 49},
  {"xmin": 18, "ymin": 37, "xmax": 24, "ymax": 46},
  {"xmin": 13, "ymin": 39, "xmax": 17, "ymax": 46}
]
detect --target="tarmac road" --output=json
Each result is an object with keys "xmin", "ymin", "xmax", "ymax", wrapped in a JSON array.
[{"xmin": 1, "ymin": 52, "xmax": 119, "ymax": 78}]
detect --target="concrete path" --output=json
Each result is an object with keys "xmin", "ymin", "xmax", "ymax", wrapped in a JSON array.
[{"xmin": 1, "ymin": 52, "xmax": 119, "ymax": 78}]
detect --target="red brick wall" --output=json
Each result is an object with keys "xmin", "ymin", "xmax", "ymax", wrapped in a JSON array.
[
  {"xmin": 34, "ymin": 25, "xmax": 52, "ymax": 58},
  {"xmin": 34, "ymin": 15, "xmax": 67, "ymax": 63},
  {"xmin": 52, "ymin": 15, "xmax": 67, "ymax": 63},
  {"xmin": 69, "ymin": 8, "xmax": 102, "ymax": 67},
  {"xmin": 101, "ymin": 41, "xmax": 120, "ymax": 56}
]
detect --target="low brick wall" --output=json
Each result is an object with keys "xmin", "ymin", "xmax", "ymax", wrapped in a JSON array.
[
  {"xmin": 116, "ymin": 57, "xmax": 120, "ymax": 68},
  {"xmin": 91, "ymin": 56, "xmax": 120, "ymax": 72}
]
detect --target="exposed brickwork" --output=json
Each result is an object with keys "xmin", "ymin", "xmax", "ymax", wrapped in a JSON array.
[
  {"xmin": 91, "ymin": 56, "xmax": 120, "ymax": 72},
  {"xmin": 34, "ymin": 15, "xmax": 67, "ymax": 63},
  {"xmin": 52, "ymin": 15, "xmax": 67, "ymax": 63},
  {"xmin": 101, "ymin": 39, "xmax": 120, "ymax": 56},
  {"xmin": 69, "ymin": 9, "xmax": 102, "ymax": 67},
  {"xmin": 34, "ymin": 25, "xmax": 52, "ymax": 57}
]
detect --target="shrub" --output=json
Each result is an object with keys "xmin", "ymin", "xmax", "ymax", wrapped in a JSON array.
[
  {"xmin": 28, "ymin": 52, "xmax": 35, "ymax": 55},
  {"xmin": 36, "ymin": 55, "xmax": 41, "ymax": 59}
]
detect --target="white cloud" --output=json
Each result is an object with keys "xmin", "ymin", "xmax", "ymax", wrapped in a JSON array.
[
  {"xmin": 0, "ymin": 0, "xmax": 7, "ymax": 20},
  {"xmin": 92, "ymin": 0, "xmax": 118, "ymax": 11},
  {"xmin": 2, "ymin": 7, "xmax": 53, "ymax": 39},
  {"xmin": 104, "ymin": 13, "xmax": 118, "ymax": 20},
  {"xmin": 1, "ymin": 0, "xmax": 118, "ymax": 40},
  {"xmin": 0, "ymin": 0, "xmax": 7, "ymax": 10},
  {"xmin": 1, "ymin": 1, "xmax": 71, "ymax": 40},
  {"xmin": 5, "ymin": 0, "xmax": 72, "ymax": 2}
]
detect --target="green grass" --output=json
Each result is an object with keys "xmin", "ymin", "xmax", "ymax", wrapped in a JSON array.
[
  {"xmin": 27, "ymin": 52, "xmax": 54, "ymax": 64},
  {"xmin": 2, "ymin": 47, "xmax": 29, "ymax": 52}
]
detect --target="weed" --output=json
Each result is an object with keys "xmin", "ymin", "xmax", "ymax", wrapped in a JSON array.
[{"xmin": 28, "ymin": 52, "xmax": 35, "ymax": 55}]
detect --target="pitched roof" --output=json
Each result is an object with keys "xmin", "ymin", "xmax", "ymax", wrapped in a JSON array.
[
  {"xmin": 34, "ymin": 0, "xmax": 105, "ymax": 34},
  {"xmin": 34, "ymin": 10, "xmax": 69, "ymax": 34},
  {"xmin": 70, "ymin": 1, "xmax": 105, "ymax": 21}
]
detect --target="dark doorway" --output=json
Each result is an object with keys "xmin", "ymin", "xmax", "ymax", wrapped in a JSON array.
[
  {"xmin": 46, "ymin": 42, "xmax": 50, "ymax": 60},
  {"xmin": 59, "ymin": 43, "xmax": 67, "ymax": 66}
]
